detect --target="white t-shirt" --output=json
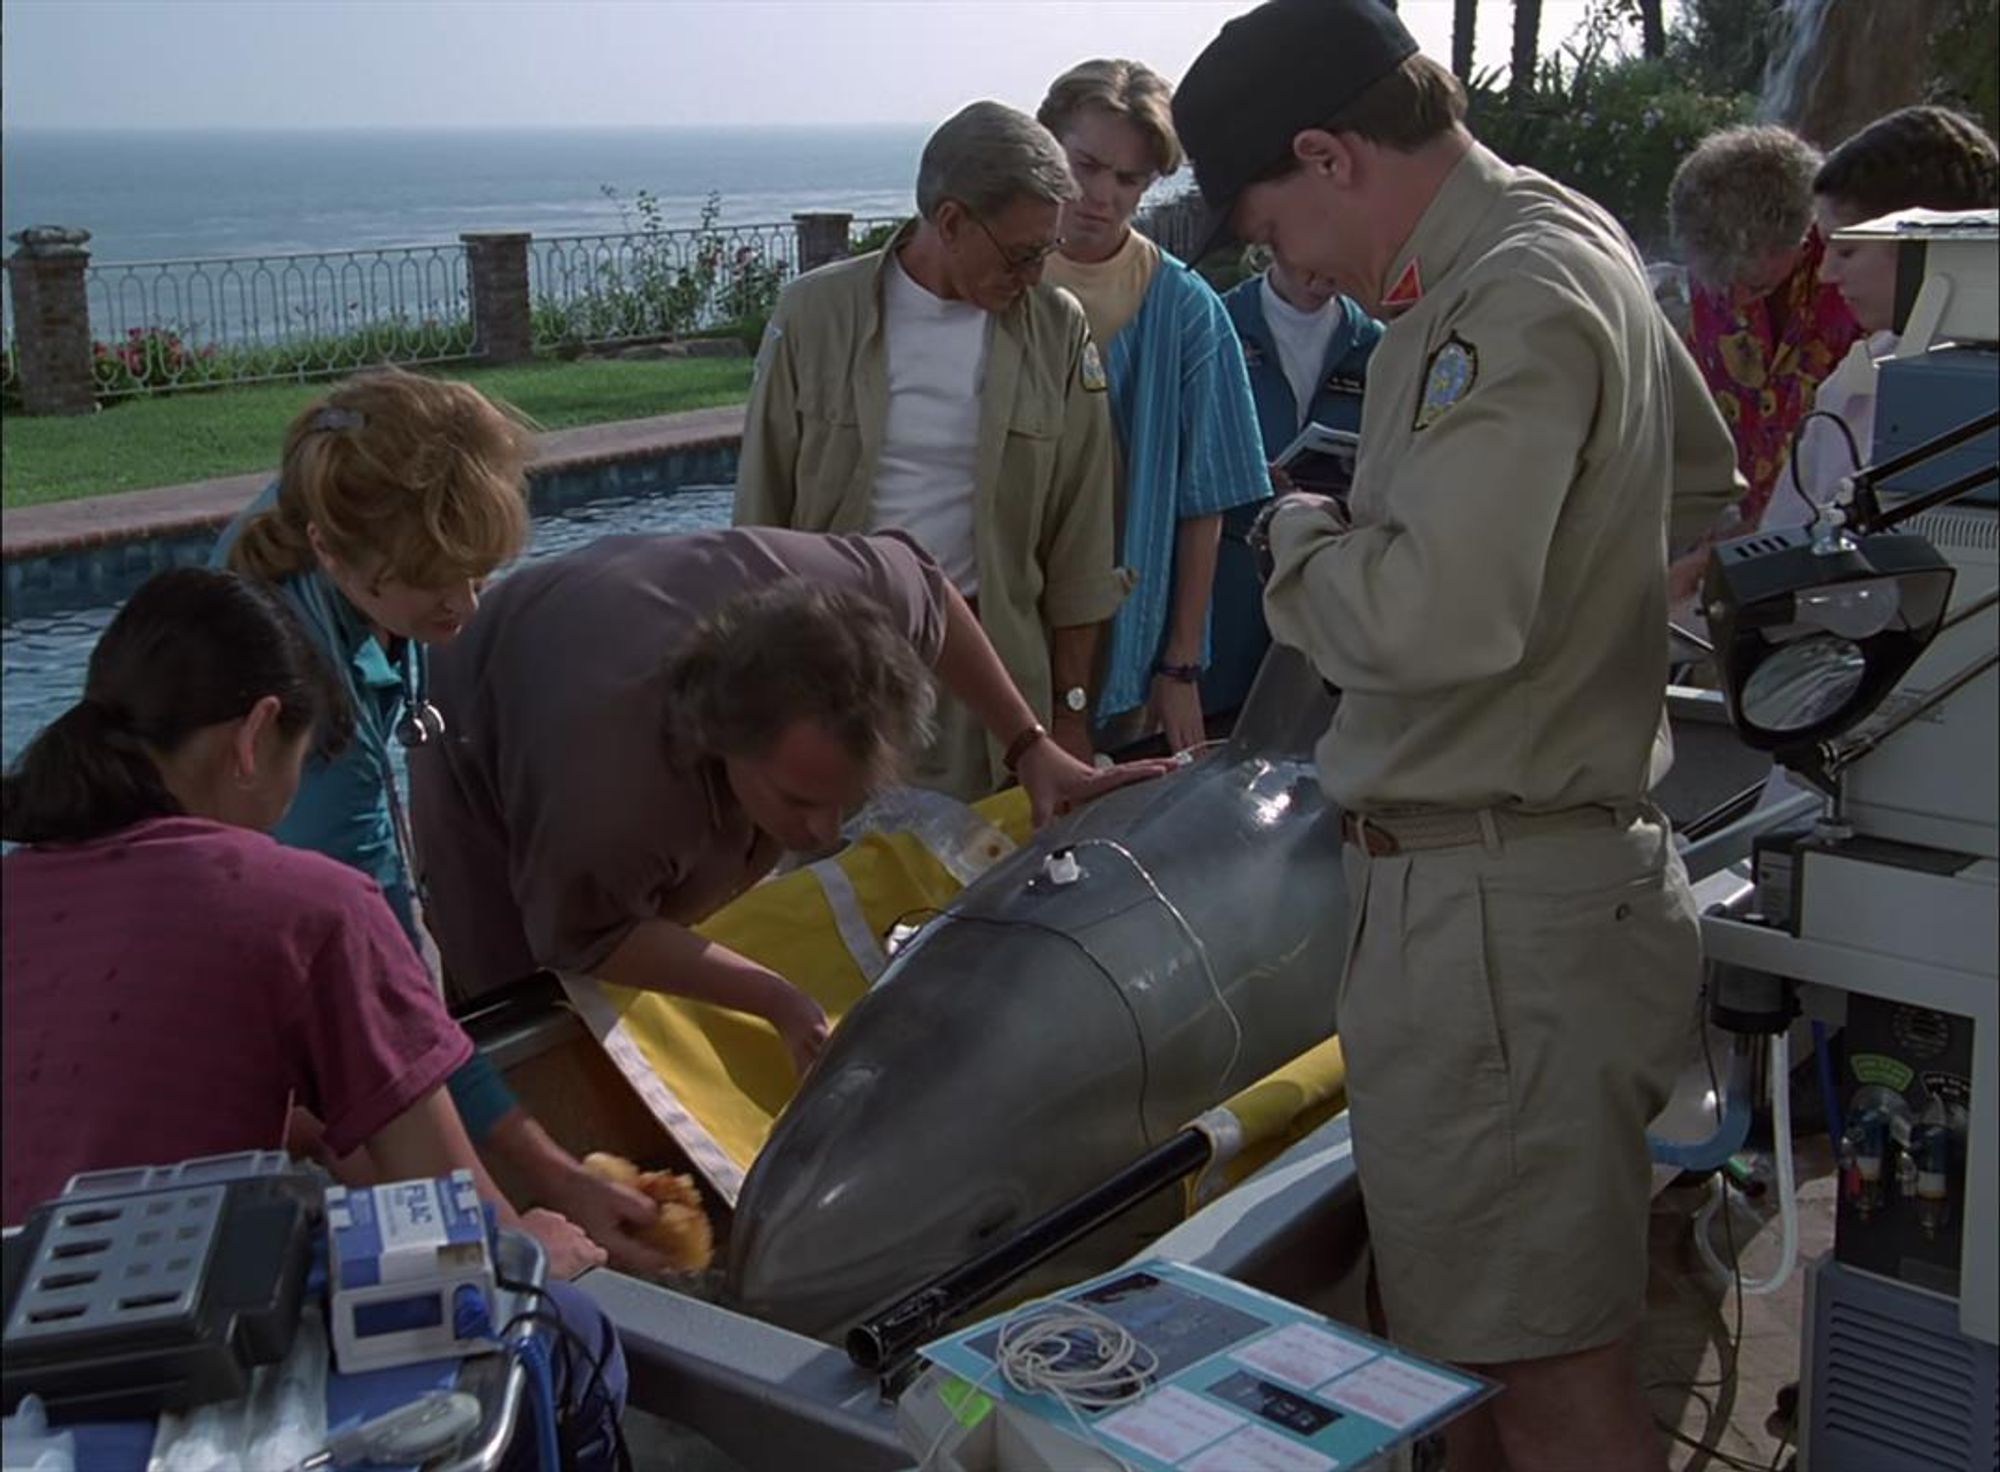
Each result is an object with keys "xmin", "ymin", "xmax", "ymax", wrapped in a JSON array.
[
  {"xmin": 868, "ymin": 253, "xmax": 991, "ymax": 596},
  {"xmin": 1761, "ymin": 332, "xmax": 1897, "ymax": 533},
  {"xmin": 1260, "ymin": 272, "xmax": 1344, "ymax": 430}
]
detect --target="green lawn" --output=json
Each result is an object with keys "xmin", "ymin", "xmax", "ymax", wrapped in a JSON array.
[{"xmin": 1, "ymin": 357, "xmax": 754, "ymax": 509}]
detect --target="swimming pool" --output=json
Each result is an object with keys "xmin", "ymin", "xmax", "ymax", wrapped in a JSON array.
[{"xmin": 1, "ymin": 481, "xmax": 734, "ymax": 776}]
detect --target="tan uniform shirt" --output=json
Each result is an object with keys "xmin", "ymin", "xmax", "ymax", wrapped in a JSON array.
[
  {"xmin": 1266, "ymin": 142, "xmax": 1742, "ymax": 813},
  {"xmin": 734, "ymin": 224, "xmax": 1130, "ymax": 796}
]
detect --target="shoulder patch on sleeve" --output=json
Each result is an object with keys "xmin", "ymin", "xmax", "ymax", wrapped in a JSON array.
[
  {"xmin": 751, "ymin": 319, "xmax": 785, "ymax": 385},
  {"xmin": 1413, "ymin": 333, "xmax": 1477, "ymax": 430},
  {"xmin": 1080, "ymin": 339, "xmax": 1107, "ymax": 393}
]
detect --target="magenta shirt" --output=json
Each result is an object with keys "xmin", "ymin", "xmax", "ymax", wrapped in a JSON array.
[{"xmin": 2, "ymin": 816, "xmax": 471, "ymax": 1223}]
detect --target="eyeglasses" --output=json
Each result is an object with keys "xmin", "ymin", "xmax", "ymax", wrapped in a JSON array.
[{"xmin": 967, "ymin": 211, "xmax": 1064, "ymax": 276}]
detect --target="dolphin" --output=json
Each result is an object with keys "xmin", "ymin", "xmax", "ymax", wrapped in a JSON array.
[{"xmin": 725, "ymin": 646, "xmax": 1348, "ymax": 1337}]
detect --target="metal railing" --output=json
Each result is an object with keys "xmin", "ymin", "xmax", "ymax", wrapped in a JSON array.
[
  {"xmin": 81, "ymin": 243, "xmax": 474, "ymax": 397},
  {"xmin": 529, "ymin": 219, "xmax": 796, "ymax": 351},
  {"xmin": 1134, "ymin": 190, "xmax": 1208, "ymax": 262},
  {"xmin": 528, "ymin": 215, "xmax": 902, "ymax": 352},
  {"xmin": 0, "ymin": 215, "xmax": 917, "ymax": 406}
]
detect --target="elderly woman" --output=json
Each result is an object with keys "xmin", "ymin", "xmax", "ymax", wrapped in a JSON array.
[{"xmin": 1668, "ymin": 124, "xmax": 1861, "ymax": 532}]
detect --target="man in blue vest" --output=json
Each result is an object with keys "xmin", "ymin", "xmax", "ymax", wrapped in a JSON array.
[{"xmin": 1205, "ymin": 253, "xmax": 1380, "ymax": 716}]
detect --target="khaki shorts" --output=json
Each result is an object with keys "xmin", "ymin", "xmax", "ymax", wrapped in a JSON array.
[{"xmin": 1337, "ymin": 810, "xmax": 1700, "ymax": 1365}]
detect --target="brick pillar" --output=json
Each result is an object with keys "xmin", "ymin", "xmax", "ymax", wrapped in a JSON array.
[
  {"xmin": 461, "ymin": 232, "xmax": 533, "ymax": 364},
  {"xmin": 792, "ymin": 212, "xmax": 855, "ymax": 275},
  {"xmin": 8, "ymin": 227, "xmax": 96, "ymax": 416}
]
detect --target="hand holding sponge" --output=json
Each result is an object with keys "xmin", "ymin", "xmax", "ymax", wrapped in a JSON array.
[{"xmin": 581, "ymin": 1152, "xmax": 715, "ymax": 1274}]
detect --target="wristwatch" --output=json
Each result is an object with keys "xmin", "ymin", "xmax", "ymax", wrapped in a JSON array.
[{"xmin": 1060, "ymin": 685, "xmax": 1089, "ymax": 715}]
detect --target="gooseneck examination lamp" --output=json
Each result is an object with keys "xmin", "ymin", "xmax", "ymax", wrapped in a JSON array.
[{"xmin": 1701, "ymin": 406, "xmax": 1998, "ymax": 773}]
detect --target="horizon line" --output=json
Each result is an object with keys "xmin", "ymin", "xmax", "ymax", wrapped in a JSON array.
[{"xmin": 3, "ymin": 120, "xmax": 940, "ymax": 135}]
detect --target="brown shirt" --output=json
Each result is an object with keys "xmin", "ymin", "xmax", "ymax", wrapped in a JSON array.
[{"xmin": 408, "ymin": 527, "xmax": 949, "ymax": 996}]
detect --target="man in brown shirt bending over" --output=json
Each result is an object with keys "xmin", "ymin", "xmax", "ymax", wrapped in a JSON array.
[{"xmin": 407, "ymin": 527, "xmax": 1161, "ymax": 1250}]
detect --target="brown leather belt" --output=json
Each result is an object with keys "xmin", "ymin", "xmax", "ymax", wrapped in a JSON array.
[{"xmin": 1339, "ymin": 804, "xmax": 1627, "ymax": 857}]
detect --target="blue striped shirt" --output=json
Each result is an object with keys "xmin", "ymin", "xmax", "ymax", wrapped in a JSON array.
[{"xmin": 1096, "ymin": 254, "xmax": 1271, "ymax": 719}]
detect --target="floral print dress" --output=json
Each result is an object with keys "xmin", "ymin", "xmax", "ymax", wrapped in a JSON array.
[{"xmin": 1687, "ymin": 230, "xmax": 1861, "ymax": 528}]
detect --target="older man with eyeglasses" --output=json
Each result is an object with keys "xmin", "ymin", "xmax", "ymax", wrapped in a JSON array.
[{"xmin": 735, "ymin": 100, "xmax": 1129, "ymax": 802}]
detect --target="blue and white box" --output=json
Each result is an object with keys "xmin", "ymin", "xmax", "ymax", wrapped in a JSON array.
[{"xmin": 326, "ymin": 1170, "xmax": 499, "ymax": 1374}]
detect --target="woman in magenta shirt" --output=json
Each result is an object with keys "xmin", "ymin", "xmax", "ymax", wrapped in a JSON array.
[
  {"xmin": 0, "ymin": 566, "xmax": 521, "ymax": 1220},
  {"xmin": 1, "ymin": 567, "xmax": 629, "ymax": 1468}
]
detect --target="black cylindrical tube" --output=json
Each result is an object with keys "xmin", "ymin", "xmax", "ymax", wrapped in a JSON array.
[{"xmin": 846, "ymin": 1126, "xmax": 1215, "ymax": 1372}]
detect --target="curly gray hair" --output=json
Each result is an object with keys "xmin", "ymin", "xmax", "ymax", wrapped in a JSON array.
[{"xmin": 1668, "ymin": 124, "xmax": 1823, "ymax": 291}]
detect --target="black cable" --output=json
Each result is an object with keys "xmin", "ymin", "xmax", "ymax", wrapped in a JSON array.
[
  {"xmin": 498, "ymin": 1308, "xmax": 576, "ymax": 1404},
  {"xmin": 1788, "ymin": 408, "xmax": 1864, "ymax": 536},
  {"xmin": 498, "ymin": 1274, "xmax": 609, "ymax": 1418},
  {"xmin": 498, "ymin": 1275, "xmax": 633, "ymax": 1472},
  {"xmin": 1766, "ymin": 1429, "xmax": 1795, "ymax": 1471},
  {"xmin": 503, "ymin": 1309, "xmax": 635, "ymax": 1472}
]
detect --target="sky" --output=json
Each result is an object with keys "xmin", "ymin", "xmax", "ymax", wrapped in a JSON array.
[{"xmin": 3, "ymin": 0, "xmax": 1603, "ymax": 132}]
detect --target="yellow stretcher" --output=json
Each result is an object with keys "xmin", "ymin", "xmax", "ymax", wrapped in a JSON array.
[{"xmin": 557, "ymin": 788, "xmax": 1345, "ymax": 1211}]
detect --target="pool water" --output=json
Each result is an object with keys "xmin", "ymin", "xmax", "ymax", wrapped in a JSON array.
[{"xmin": 1, "ymin": 484, "xmax": 733, "ymax": 776}]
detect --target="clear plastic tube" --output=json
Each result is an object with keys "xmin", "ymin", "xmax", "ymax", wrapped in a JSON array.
[{"xmin": 1695, "ymin": 1031, "xmax": 1799, "ymax": 1295}]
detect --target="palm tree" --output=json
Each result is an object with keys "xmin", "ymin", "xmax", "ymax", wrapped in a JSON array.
[
  {"xmin": 1510, "ymin": 0, "xmax": 1543, "ymax": 98},
  {"xmin": 1639, "ymin": 0, "xmax": 1668, "ymax": 59},
  {"xmin": 1453, "ymin": 0, "xmax": 1479, "ymax": 81}
]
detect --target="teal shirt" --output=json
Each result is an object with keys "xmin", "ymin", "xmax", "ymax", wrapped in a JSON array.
[
  {"xmin": 210, "ymin": 485, "xmax": 516, "ymax": 1138},
  {"xmin": 210, "ymin": 484, "xmax": 419, "ymax": 935},
  {"xmin": 1095, "ymin": 254, "xmax": 1271, "ymax": 720}
]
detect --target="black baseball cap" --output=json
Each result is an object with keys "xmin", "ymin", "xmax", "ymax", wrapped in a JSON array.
[{"xmin": 1172, "ymin": 0, "xmax": 1419, "ymax": 262}]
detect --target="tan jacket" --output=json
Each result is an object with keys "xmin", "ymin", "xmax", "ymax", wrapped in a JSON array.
[
  {"xmin": 734, "ymin": 224, "xmax": 1129, "ymax": 794},
  {"xmin": 1266, "ymin": 143, "xmax": 1743, "ymax": 814}
]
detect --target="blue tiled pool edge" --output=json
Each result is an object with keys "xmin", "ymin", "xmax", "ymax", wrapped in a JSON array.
[{"xmin": 2, "ymin": 439, "xmax": 742, "ymax": 620}]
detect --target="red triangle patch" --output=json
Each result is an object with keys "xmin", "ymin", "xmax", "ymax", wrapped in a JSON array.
[{"xmin": 1383, "ymin": 258, "xmax": 1423, "ymax": 311}]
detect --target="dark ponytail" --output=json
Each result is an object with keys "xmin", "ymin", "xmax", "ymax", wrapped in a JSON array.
[{"xmin": 2, "ymin": 568, "xmax": 351, "ymax": 846}]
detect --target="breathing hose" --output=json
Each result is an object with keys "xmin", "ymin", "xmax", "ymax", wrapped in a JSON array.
[{"xmin": 1695, "ymin": 1030, "xmax": 1800, "ymax": 1296}]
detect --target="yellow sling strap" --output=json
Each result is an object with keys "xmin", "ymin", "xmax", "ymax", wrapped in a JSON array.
[{"xmin": 562, "ymin": 789, "xmax": 1032, "ymax": 1205}]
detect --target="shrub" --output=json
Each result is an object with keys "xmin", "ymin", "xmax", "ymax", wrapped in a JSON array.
[
  {"xmin": 1469, "ymin": 44, "xmax": 1754, "ymax": 257},
  {"xmin": 1930, "ymin": 0, "xmax": 2000, "ymax": 138},
  {"xmin": 533, "ymin": 190, "xmax": 791, "ymax": 349},
  {"xmin": 850, "ymin": 219, "xmax": 908, "ymax": 255},
  {"xmin": 86, "ymin": 318, "xmax": 474, "ymax": 402}
]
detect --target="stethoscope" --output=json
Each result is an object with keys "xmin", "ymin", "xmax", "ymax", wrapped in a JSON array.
[
  {"xmin": 394, "ymin": 656, "xmax": 447, "ymax": 748},
  {"xmin": 382, "ymin": 642, "xmax": 442, "ymax": 933}
]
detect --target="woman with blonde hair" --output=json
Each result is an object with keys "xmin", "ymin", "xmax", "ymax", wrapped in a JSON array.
[
  {"xmin": 214, "ymin": 367, "xmax": 676, "ymax": 1277},
  {"xmin": 1036, "ymin": 59, "xmax": 1270, "ymax": 751}
]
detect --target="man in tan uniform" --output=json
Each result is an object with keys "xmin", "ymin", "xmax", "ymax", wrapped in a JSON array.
[
  {"xmin": 735, "ymin": 101, "xmax": 1129, "ymax": 800},
  {"xmin": 1174, "ymin": 4, "xmax": 1743, "ymax": 1468}
]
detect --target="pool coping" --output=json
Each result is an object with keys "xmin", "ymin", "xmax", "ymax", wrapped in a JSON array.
[{"xmin": 0, "ymin": 403, "xmax": 750, "ymax": 561}]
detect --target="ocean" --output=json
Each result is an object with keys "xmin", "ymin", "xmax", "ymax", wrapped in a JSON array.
[{"xmin": 0, "ymin": 126, "xmax": 932, "ymax": 264}]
